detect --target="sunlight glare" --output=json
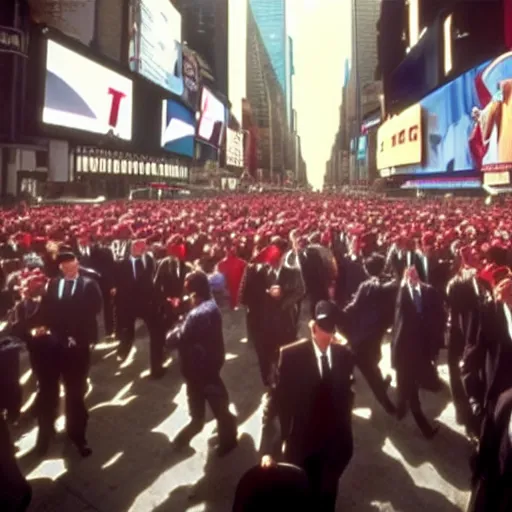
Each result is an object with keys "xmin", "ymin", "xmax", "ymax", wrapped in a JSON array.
[
  {"xmin": 27, "ymin": 459, "xmax": 67, "ymax": 482},
  {"xmin": 102, "ymin": 451, "xmax": 124, "ymax": 469}
]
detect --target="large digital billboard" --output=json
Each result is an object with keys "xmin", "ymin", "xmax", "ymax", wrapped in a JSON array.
[
  {"xmin": 43, "ymin": 40, "xmax": 133, "ymax": 140},
  {"xmin": 161, "ymin": 99, "xmax": 195, "ymax": 157},
  {"xmin": 197, "ymin": 87, "xmax": 226, "ymax": 147},
  {"xmin": 128, "ymin": 0, "xmax": 183, "ymax": 96},
  {"xmin": 380, "ymin": 51, "xmax": 512, "ymax": 175}
]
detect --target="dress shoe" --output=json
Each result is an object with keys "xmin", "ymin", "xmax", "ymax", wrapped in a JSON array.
[
  {"xmin": 216, "ymin": 438, "xmax": 238, "ymax": 457},
  {"xmin": 76, "ymin": 444, "xmax": 93, "ymax": 458},
  {"xmin": 150, "ymin": 368, "xmax": 166, "ymax": 380},
  {"xmin": 422, "ymin": 422, "xmax": 440, "ymax": 440}
]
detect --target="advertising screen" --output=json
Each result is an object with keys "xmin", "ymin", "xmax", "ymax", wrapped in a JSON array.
[
  {"xmin": 43, "ymin": 40, "xmax": 133, "ymax": 140},
  {"xmin": 226, "ymin": 128, "xmax": 244, "ymax": 167},
  {"xmin": 381, "ymin": 51, "xmax": 512, "ymax": 176},
  {"xmin": 197, "ymin": 87, "xmax": 226, "ymax": 147},
  {"xmin": 129, "ymin": 0, "xmax": 183, "ymax": 96},
  {"xmin": 161, "ymin": 99, "xmax": 195, "ymax": 157}
]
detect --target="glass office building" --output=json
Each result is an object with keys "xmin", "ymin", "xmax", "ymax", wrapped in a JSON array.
[{"xmin": 249, "ymin": 0, "xmax": 287, "ymax": 94}]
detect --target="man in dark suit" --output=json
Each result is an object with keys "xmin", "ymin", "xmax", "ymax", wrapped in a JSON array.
[
  {"xmin": 166, "ymin": 271, "xmax": 238, "ymax": 457},
  {"xmin": 446, "ymin": 246, "xmax": 488, "ymax": 435},
  {"xmin": 115, "ymin": 239, "xmax": 164, "ymax": 378},
  {"xmin": 415, "ymin": 232, "xmax": 451, "ymax": 299},
  {"xmin": 275, "ymin": 301, "xmax": 355, "ymax": 511},
  {"xmin": 38, "ymin": 251, "xmax": 102, "ymax": 457},
  {"xmin": 340, "ymin": 253, "xmax": 397, "ymax": 414},
  {"xmin": 392, "ymin": 265, "xmax": 445, "ymax": 438},
  {"xmin": 73, "ymin": 231, "xmax": 117, "ymax": 338}
]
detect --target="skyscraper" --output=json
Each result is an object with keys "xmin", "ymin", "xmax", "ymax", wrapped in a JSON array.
[
  {"xmin": 249, "ymin": 0, "xmax": 288, "ymax": 100},
  {"xmin": 173, "ymin": 0, "xmax": 228, "ymax": 97}
]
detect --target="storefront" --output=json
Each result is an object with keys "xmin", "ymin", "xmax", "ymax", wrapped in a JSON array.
[{"xmin": 71, "ymin": 146, "xmax": 189, "ymax": 198}]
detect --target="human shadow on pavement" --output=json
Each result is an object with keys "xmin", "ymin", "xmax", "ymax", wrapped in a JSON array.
[
  {"xmin": 17, "ymin": 325, "xmax": 196, "ymax": 512},
  {"xmin": 350, "ymin": 364, "xmax": 471, "ymax": 502},
  {"xmin": 339, "ymin": 413, "xmax": 467, "ymax": 512},
  {"xmin": 152, "ymin": 432, "xmax": 259, "ymax": 512}
]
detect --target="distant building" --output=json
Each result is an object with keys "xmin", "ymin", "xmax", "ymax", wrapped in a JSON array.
[{"xmin": 173, "ymin": 0, "xmax": 229, "ymax": 97}]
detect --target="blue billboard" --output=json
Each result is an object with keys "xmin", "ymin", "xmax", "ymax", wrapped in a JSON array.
[
  {"xmin": 393, "ymin": 51, "xmax": 512, "ymax": 175},
  {"xmin": 160, "ymin": 99, "xmax": 195, "ymax": 157}
]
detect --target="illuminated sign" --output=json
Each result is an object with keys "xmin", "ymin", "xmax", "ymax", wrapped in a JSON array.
[
  {"xmin": 73, "ymin": 147, "xmax": 189, "ymax": 180},
  {"xmin": 483, "ymin": 171, "xmax": 510, "ymax": 186},
  {"xmin": 377, "ymin": 103, "xmax": 422, "ymax": 170}
]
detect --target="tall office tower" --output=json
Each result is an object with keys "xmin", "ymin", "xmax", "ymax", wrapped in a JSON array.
[
  {"xmin": 247, "ymin": 4, "xmax": 287, "ymax": 181},
  {"xmin": 345, "ymin": 0, "xmax": 380, "ymax": 184},
  {"xmin": 286, "ymin": 35, "xmax": 295, "ymax": 128},
  {"xmin": 249, "ymin": 0, "xmax": 291, "ymax": 126},
  {"xmin": 228, "ymin": 0, "xmax": 248, "ymax": 125},
  {"xmin": 173, "ymin": 0, "xmax": 229, "ymax": 97}
]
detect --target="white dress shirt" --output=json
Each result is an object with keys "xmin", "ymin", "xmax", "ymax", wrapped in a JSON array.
[
  {"xmin": 79, "ymin": 245, "xmax": 90, "ymax": 257},
  {"xmin": 503, "ymin": 303, "xmax": 512, "ymax": 342},
  {"xmin": 58, "ymin": 278, "xmax": 78, "ymax": 299},
  {"xmin": 407, "ymin": 282, "xmax": 422, "ymax": 301},
  {"xmin": 130, "ymin": 255, "xmax": 145, "ymax": 279},
  {"xmin": 312, "ymin": 341, "xmax": 332, "ymax": 377}
]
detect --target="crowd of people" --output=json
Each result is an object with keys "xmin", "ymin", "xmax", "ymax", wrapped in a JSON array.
[{"xmin": 0, "ymin": 193, "xmax": 512, "ymax": 511}]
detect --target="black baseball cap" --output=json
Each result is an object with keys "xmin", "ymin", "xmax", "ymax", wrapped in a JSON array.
[
  {"xmin": 314, "ymin": 300, "xmax": 338, "ymax": 334},
  {"xmin": 56, "ymin": 251, "xmax": 77, "ymax": 264}
]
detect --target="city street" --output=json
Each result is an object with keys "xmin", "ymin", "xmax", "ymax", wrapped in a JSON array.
[{"xmin": 14, "ymin": 307, "xmax": 472, "ymax": 512}]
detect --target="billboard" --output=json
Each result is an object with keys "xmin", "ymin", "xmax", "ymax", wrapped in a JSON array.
[
  {"xmin": 226, "ymin": 128, "xmax": 244, "ymax": 167},
  {"xmin": 182, "ymin": 47, "xmax": 200, "ymax": 110},
  {"xmin": 197, "ymin": 87, "xmax": 226, "ymax": 147},
  {"xmin": 128, "ymin": 0, "xmax": 183, "ymax": 96},
  {"xmin": 377, "ymin": 104, "xmax": 422, "ymax": 170},
  {"xmin": 379, "ymin": 51, "xmax": 512, "ymax": 176},
  {"xmin": 161, "ymin": 99, "xmax": 195, "ymax": 157},
  {"xmin": 43, "ymin": 40, "xmax": 133, "ymax": 140}
]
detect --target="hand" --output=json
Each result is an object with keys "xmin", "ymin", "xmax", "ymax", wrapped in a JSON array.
[
  {"xmin": 268, "ymin": 285, "xmax": 282, "ymax": 299},
  {"xmin": 261, "ymin": 455, "xmax": 276, "ymax": 469},
  {"xmin": 68, "ymin": 337, "xmax": 77, "ymax": 348},
  {"xmin": 328, "ymin": 284, "xmax": 336, "ymax": 300},
  {"xmin": 470, "ymin": 399, "xmax": 482, "ymax": 419},
  {"xmin": 167, "ymin": 297, "xmax": 181, "ymax": 308},
  {"xmin": 110, "ymin": 288, "xmax": 117, "ymax": 296}
]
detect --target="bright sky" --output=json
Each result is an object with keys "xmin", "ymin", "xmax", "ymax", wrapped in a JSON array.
[{"xmin": 288, "ymin": 0, "xmax": 351, "ymax": 189}]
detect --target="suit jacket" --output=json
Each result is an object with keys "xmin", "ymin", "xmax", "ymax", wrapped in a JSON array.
[
  {"xmin": 385, "ymin": 245, "xmax": 418, "ymax": 279},
  {"xmin": 462, "ymin": 299, "xmax": 512, "ymax": 411},
  {"xmin": 74, "ymin": 244, "xmax": 116, "ymax": 291},
  {"xmin": 341, "ymin": 277, "xmax": 398, "ymax": 355},
  {"xmin": 336, "ymin": 254, "xmax": 368, "ymax": 308},
  {"xmin": 275, "ymin": 339, "xmax": 354, "ymax": 471},
  {"xmin": 391, "ymin": 282, "xmax": 446, "ymax": 373},
  {"xmin": 415, "ymin": 251, "xmax": 451, "ymax": 298},
  {"xmin": 115, "ymin": 253, "xmax": 156, "ymax": 311},
  {"xmin": 446, "ymin": 272, "xmax": 488, "ymax": 356},
  {"xmin": 42, "ymin": 275, "xmax": 102, "ymax": 346},
  {"xmin": 154, "ymin": 256, "xmax": 187, "ymax": 322},
  {"xmin": 299, "ymin": 244, "xmax": 337, "ymax": 304}
]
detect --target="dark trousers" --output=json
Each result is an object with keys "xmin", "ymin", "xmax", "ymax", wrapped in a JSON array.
[
  {"xmin": 447, "ymin": 334, "xmax": 473, "ymax": 430},
  {"xmin": 180, "ymin": 375, "xmax": 237, "ymax": 446},
  {"xmin": 354, "ymin": 349, "xmax": 395, "ymax": 414},
  {"xmin": 33, "ymin": 341, "xmax": 90, "ymax": 446},
  {"xmin": 0, "ymin": 416, "xmax": 31, "ymax": 512},
  {"xmin": 102, "ymin": 289, "xmax": 115, "ymax": 336},
  {"xmin": 0, "ymin": 347, "xmax": 22, "ymax": 422},
  {"xmin": 260, "ymin": 391, "xmax": 282, "ymax": 457},
  {"xmin": 117, "ymin": 305, "xmax": 164, "ymax": 375},
  {"xmin": 396, "ymin": 369, "xmax": 435, "ymax": 436},
  {"xmin": 303, "ymin": 454, "xmax": 340, "ymax": 512}
]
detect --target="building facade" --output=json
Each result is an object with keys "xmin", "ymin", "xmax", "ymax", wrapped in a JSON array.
[{"xmin": 345, "ymin": 0, "xmax": 380, "ymax": 185}]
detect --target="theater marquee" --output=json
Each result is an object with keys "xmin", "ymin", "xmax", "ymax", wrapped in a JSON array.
[
  {"xmin": 72, "ymin": 147, "xmax": 189, "ymax": 181},
  {"xmin": 377, "ymin": 104, "xmax": 422, "ymax": 171}
]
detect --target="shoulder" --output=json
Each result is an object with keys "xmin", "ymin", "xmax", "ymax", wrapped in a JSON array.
[
  {"xmin": 280, "ymin": 338, "xmax": 310, "ymax": 358},
  {"xmin": 331, "ymin": 342, "xmax": 354, "ymax": 361}
]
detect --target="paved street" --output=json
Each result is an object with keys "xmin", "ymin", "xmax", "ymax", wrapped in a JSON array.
[{"xmin": 14, "ymin": 307, "xmax": 472, "ymax": 512}]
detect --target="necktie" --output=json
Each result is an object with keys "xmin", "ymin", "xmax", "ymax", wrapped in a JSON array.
[
  {"xmin": 63, "ymin": 280, "xmax": 74, "ymax": 299},
  {"xmin": 135, "ymin": 258, "xmax": 144, "ymax": 279},
  {"xmin": 321, "ymin": 353, "xmax": 330, "ymax": 379},
  {"xmin": 412, "ymin": 287, "xmax": 422, "ymax": 313}
]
